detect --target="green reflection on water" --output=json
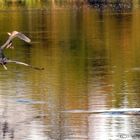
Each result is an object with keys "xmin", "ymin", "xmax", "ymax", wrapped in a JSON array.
[
  {"xmin": 0, "ymin": 1, "xmax": 139, "ymax": 110},
  {"xmin": 0, "ymin": 1, "xmax": 139, "ymax": 139}
]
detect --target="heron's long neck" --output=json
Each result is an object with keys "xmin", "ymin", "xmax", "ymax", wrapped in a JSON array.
[{"xmin": 0, "ymin": 48, "xmax": 5, "ymax": 59}]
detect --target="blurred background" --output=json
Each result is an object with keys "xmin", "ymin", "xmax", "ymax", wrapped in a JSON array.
[{"xmin": 0, "ymin": 0, "xmax": 139, "ymax": 140}]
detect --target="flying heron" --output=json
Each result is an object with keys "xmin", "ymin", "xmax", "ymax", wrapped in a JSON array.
[{"xmin": 0, "ymin": 31, "xmax": 44, "ymax": 70}]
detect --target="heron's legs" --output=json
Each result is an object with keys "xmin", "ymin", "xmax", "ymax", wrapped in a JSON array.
[{"xmin": 6, "ymin": 59, "xmax": 44, "ymax": 70}]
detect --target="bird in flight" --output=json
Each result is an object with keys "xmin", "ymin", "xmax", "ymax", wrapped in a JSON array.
[{"xmin": 0, "ymin": 31, "xmax": 44, "ymax": 70}]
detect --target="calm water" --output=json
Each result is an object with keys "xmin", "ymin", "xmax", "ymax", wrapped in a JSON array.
[{"xmin": 0, "ymin": 1, "xmax": 139, "ymax": 140}]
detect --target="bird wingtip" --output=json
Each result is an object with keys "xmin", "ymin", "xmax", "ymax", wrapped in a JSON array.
[{"xmin": 7, "ymin": 32, "xmax": 11, "ymax": 36}]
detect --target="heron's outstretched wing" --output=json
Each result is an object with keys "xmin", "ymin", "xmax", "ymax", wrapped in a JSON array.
[
  {"xmin": 1, "ymin": 31, "xmax": 31, "ymax": 49},
  {"xmin": 6, "ymin": 59, "xmax": 44, "ymax": 70}
]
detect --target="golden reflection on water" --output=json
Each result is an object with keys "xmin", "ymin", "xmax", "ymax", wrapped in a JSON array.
[{"xmin": 0, "ymin": 1, "xmax": 139, "ymax": 140}]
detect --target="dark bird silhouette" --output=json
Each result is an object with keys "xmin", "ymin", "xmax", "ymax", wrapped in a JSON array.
[{"xmin": 0, "ymin": 31, "xmax": 44, "ymax": 70}]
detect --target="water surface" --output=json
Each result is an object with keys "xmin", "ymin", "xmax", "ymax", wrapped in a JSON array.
[{"xmin": 0, "ymin": 1, "xmax": 139, "ymax": 140}]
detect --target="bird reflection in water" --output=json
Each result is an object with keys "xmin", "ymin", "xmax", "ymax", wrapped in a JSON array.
[{"xmin": 0, "ymin": 31, "xmax": 44, "ymax": 70}]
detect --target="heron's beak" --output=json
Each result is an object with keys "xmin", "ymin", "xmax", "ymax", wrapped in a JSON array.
[{"xmin": 2, "ymin": 64, "xmax": 7, "ymax": 70}]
